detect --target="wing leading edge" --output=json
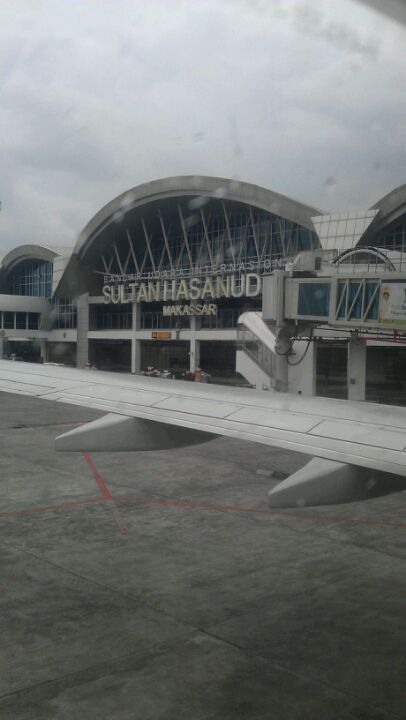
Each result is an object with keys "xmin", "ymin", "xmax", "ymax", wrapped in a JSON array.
[{"xmin": 1, "ymin": 359, "xmax": 406, "ymax": 507}]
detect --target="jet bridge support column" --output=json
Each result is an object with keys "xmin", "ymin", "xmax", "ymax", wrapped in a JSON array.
[
  {"xmin": 288, "ymin": 340, "xmax": 316, "ymax": 396},
  {"xmin": 274, "ymin": 345, "xmax": 289, "ymax": 391},
  {"xmin": 274, "ymin": 324, "xmax": 294, "ymax": 393},
  {"xmin": 347, "ymin": 338, "xmax": 366, "ymax": 401},
  {"xmin": 262, "ymin": 271, "xmax": 292, "ymax": 392}
]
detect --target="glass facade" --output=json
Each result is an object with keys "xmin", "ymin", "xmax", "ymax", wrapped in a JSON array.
[
  {"xmin": 28, "ymin": 312, "xmax": 40, "ymax": 330},
  {"xmin": 200, "ymin": 307, "xmax": 239, "ymax": 329},
  {"xmin": 90, "ymin": 304, "xmax": 132, "ymax": 330},
  {"xmin": 3, "ymin": 312, "xmax": 14, "ymax": 329},
  {"xmin": 52, "ymin": 299, "xmax": 77, "ymax": 329},
  {"xmin": 9, "ymin": 260, "xmax": 53, "ymax": 298},
  {"xmin": 368, "ymin": 218, "xmax": 406, "ymax": 253},
  {"xmin": 141, "ymin": 306, "xmax": 189, "ymax": 329},
  {"xmin": 0, "ymin": 311, "xmax": 40, "ymax": 330},
  {"xmin": 336, "ymin": 279, "xmax": 379, "ymax": 322},
  {"xmin": 98, "ymin": 200, "xmax": 318, "ymax": 279}
]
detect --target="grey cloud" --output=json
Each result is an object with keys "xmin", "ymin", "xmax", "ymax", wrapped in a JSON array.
[
  {"xmin": 293, "ymin": 2, "xmax": 380, "ymax": 58},
  {"xmin": 0, "ymin": 0, "xmax": 404, "ymax": 250}
]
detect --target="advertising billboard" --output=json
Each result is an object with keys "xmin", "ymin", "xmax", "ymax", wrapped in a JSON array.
[{"xmin": 379, "ymin": 282, "xmax": 406, "ymax": 325}]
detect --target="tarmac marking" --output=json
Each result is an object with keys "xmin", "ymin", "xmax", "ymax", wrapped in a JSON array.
[
  {"xmin": 83, "ymin": 452, "xmax": 113, "ymax": 499},
  {"xmin": 0, "ymin": 491, "xmax": 405, "ymax": 530},
  {"xmin": 82, "ymin": 452, "xmax": 128, "ymax": 534},
  {"xmin": 0, "ymin": 454, "xmax": 404, "ymax": 531},
  {"xmin": 111, "ymin": 495, "xmax": 406, "ymax": 529}
]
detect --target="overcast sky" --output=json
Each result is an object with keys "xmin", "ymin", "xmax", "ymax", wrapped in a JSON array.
[{"xmin": 0, "ymin": 0, "xmax": 405, "ymax": 251}]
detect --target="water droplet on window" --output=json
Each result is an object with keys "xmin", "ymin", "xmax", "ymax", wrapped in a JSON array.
[
  {"xmin": 120, "ymin": 192, "xmax": 136, "ymax": 210},
  {"xmin": 112, "ymin": 210, "xmax": 125, "ymax": 223},
  {"xmin": 188, "ymin": 196, "xmax": 209, "ymax": 210},
  {"xmin": 229, "ymin": 179, "xmax": 241, "ymax": 193}
]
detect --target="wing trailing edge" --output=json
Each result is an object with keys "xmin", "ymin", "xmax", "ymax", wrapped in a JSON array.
[{"xmin": 57, "ymin": 414, "xmax": 404, "ymax": 508}]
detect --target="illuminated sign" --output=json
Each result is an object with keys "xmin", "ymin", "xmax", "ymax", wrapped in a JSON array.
[
  {"xmin": 151, "ymin": 331, "xmax": 172, "ymax": 339},
  {"xmin": 102, "ymin": 273, "xmax": 261, "ymax": 304},
  {"xmin": 162, "ymin": 303, "xmax": 217, "ymax": 316}
]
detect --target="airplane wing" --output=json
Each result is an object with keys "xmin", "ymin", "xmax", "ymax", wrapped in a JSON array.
[{"xmin": 1, "ymin": 358, "xmax": 405, "ymax": 508}]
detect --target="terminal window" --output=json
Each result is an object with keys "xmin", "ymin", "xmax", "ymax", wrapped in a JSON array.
[{"xmin": 1, "ymin": 311, "xmax": 40, "ymax": 330}]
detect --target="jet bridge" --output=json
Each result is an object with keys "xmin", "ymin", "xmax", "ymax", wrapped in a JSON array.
[
  {"xmin": 237, "ymin": 270, "xmax": 406, "ymax": 400},
  {"xmin": 263, "ymin": 270, "xmax": 406, "ymax": 331}
]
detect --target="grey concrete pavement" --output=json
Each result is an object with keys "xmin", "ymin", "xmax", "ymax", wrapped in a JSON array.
[{"xmin": 0, "ymin": 391, "xmax": 405, "ymax": 719}]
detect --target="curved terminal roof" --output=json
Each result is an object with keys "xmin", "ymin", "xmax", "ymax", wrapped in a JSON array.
[
  {"xmin": 1, "ymin": 179, "xmax": 404, "ymax": 298},
  {"xmin": 0, "ymin": 244, "xmax": 61, "ymax": 274},
  {"xmin": 361, "ymin": 183, "xmax": 406, "ymax": 243},
  {"xmin": 74, "ymin": 175, "xmax": 323, "ymax": 258}
]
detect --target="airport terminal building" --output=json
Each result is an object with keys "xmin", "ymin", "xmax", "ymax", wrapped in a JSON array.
[{"xmin": 1, "ymin": 176, "xmax": 405, "ymax": 398}]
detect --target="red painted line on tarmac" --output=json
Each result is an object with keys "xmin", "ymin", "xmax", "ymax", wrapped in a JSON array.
[
  {"xmin": 0, "ymin": 488, "xmax": 404, "ymax": 532},
  {"xmin": 111, "ymin": 495, "xmax": 406, "ymax": 530},
  {"xmin": 83, "ymin": 452, "xmax": 113, "ymax": 499},
  {"xmin": 82, "ymin": 453, "xmax": 128, "ymax": 534},
  {"xmin": 109, "ymin": 503, "xmax": 129, "ymax": 535}
]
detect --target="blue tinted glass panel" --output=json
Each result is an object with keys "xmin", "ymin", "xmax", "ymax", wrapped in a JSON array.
[
  {"xmin": 15, "ymin": 312, "xmax": 26, "ymax": 329},
  {"xmin": 336, "ymin": 281, "xmax": 347, "ymax": 318},
  {"xmin": 298, "ymin": 283, "xmax": 330, "ymax": 317},
  {"xmin": 90, "ymin": 304, "xmax": 133, "ymax": 330},
  {"xmin": 101, "ymin": 201, "xmax": 320, "ymax": 280},
  {"xmin": 348, "ymin": 281, "xmax": 362, "ymax": 319},
  {"xmin": 28, "ymin": 313, "xmax": 40, "ymax": 330},
  {"xmin": 3, "ymin": 312, "xmax": 14, "ymax": 329},
  {"xmin": 52, "ymin": 300, "xmax": 77, "ymax": 329},
  {"xmin": 10, "ymin": 260, "xmax": 53, "ymax": 298},
  {"xmin": 365, "ymin": 282, "xmax": 379, "ymax": 320}
]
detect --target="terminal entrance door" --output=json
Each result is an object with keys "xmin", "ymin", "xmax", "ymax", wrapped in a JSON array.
[
  {"xmin": 140, "ymin": 341, "xmax": 189, "ymax": 373},
  {"xmin": 200, "ymin": 341, "xmax": 238, "ymax": 383},
  {"xmin": 47, "ymin": 342, "xmax": 76, "ymax": 366},
  {"xmin": 89, "ymin": 339, "xmax": 131, "ymax": 372},
  {"xmin": 7, "ymin": 340, "xmax": 41, "ymax": 363}
]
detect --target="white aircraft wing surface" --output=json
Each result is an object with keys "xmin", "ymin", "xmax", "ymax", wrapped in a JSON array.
[{"xmin": 1, "ymin": 359, "xmax": 405, "ymax": 508}]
